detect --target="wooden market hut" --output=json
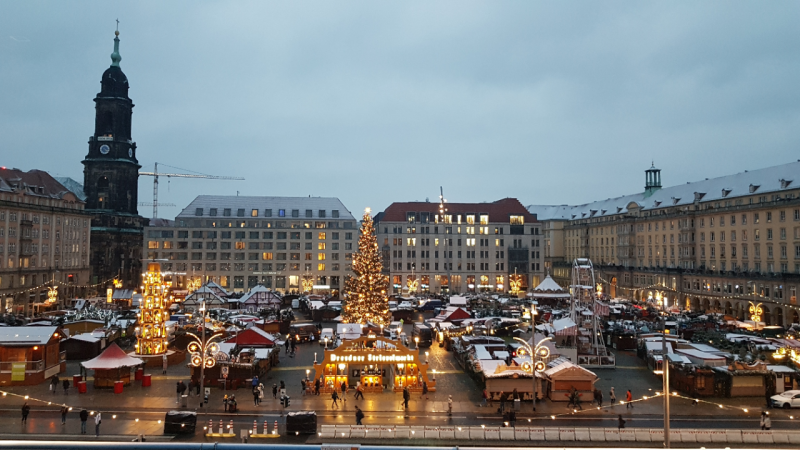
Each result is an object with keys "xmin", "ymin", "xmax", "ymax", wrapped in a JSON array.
[
  {"xmin": 81, "ymin": 342, "xmax": 144, "ymax": 387},
  {"xmin": 312, "ymin": 335, "xmax": 436, "ymax": 394},
  {"xmin": 238, "ymin": 285, "xmax": 282, "ymax": 312},
  {"xmin": 542, "ymin": 358, "xmax": 598, "ymax": 402},
  {"xmin": 0, "ymin": 326, "xmax": 65, "ymax": 386},
  {"xmin": 183, "ymin": 286, "xmax": 227, "ymax": 311}
]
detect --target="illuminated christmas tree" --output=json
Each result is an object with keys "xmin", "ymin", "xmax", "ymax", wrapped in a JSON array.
[{"xmin": 343, "ymin": 208, "xmax": 390, "ymax": 326}]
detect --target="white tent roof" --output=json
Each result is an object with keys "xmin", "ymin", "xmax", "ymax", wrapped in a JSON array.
[
  {"xmin": 533, "ymin": 275, "xmax": 565, "ymax": 293},
  {"xmin": 449, "ymin": 296, "xmax": 468, "ymax": 306},
  {"xmin": 0, "ymin": 326, "xmax": 58, "ymax": 345},
  {"xmin": 81, "ymin": 343, "xmax": 144, "ymax": 370}
]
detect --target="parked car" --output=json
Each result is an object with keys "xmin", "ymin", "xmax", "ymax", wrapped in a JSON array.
[
  {"xmin": 771, "ymin": 390, "xmax": 800, "ymax": 409},
  {"xmin": 320, "ymin": 328, "xmax": 334, "ymax": 346},
  {"xmin": 289, "ymin": 323, "xmax": 321, "ymax": 343}
]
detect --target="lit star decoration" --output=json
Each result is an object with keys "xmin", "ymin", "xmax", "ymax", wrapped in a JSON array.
[
  {"xmin": 187, "ymin": 332, "xmax": 222, "ymax": 368},
  {"xmin": 46, "ymin": 286, "xmax": 58, "ymax": 304},
  {"xmin": 509, "ymin": 274, "xmax": 522, "ymax": 295},
  {"xmin": 342, "ymin": 208, "xmax": 390, "ymax": 327},
  {"xmin": 749, "ymin": 302, "xmax": 763, "ymax": 322},
  {"xmin": 113, "ymin": 278, "xmax": 123, "ymax": 289},
  {"xmin": 135, "ymin": 262, "xmax": 169, "ymax": 355},
  {"xmin": 302, "ymin": 276, "xmax": 314, "ymax": 293}
]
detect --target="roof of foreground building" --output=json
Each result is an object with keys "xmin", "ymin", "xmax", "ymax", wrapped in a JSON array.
[{"xmin": 178, "ymin": 195, "xmax": 355, "ymax": 220}]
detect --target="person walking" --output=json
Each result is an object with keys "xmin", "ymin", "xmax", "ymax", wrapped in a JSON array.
[
  {"xmin": 176, "ymin": 381, "xmax": 182, "ymax": 403},
  {"xmin": 354, "ymin": 383, "xmax": 364, "ymax": 400},
  {"xmin": 301, "ymin": 379, "xmax": 306, "ymax": 396},
  {"xmin": 223, "ymin": 394, "xmax": 229, "ymax": 412},
  {"xmin": 341, "ymin": 381, "xmax": 347, "ymax": 403},
  {"xmin": 448, "ymin": 395, "xmax": 453, "ymax": 416},
  {"xmin": 355, "ymin": 407, "xmax": 365, "ymax": 425},
  {"xmin": 499, "ymin": 391, "xmax": 506, "ymax": 412},
  {"xmin": 315, "ymin": 378, "xmax": 321, "ymax": 396},
  {"xmin": 760, "ymin": 412, "xmax": 771, "ymax": 430},
  {"xmin": 50, "ymin": 375, "xmax": 59, "ymax": 395},
  {"xmin": 273, "ymin": 384, "xmax": 278, "ymax": 399},
  {"xmin": 94, "ymin": 412, "xmax": 102, "ymax": 437},
  {"xmin": 253, "ymin": 385, "xmax": 260, "ymax": 406},
  {"xmin": 258, "ymin": 383, "xmax": 264, "ymax": 404},
  {"xmin": 285, "ymin": 339, "xmax": 290, "ymax": 355},
  {"xmin": 195, "ymin": 378, "xmax": 201, "ymax": 396},
  {"xmin": 596, "ymin": 389, "xmax": 604, "ymax": 407},
  {"xmin": 618, "ymin": 414, "xmax": 626, "ymax": 429},
  {"xmin": 79, "ymin": 409, "xmax": 88, "ymax": 434},
  {"xmin": 402, "ymin": 387, "xmax": 410, "ymax": 409},
  {"xmin": 609, "ymin": 387, "xmax": 616, "ymax": 404},
  {"xmin": 331, "ymin": 390, "xmax": 339, "ymax": 408},
  {"xmin": 422, "ymin": 381, "xmax": 429, "ymax": 400},
  {"xmin": 481, "ymin": 388, "xmax": 489, "ymax": 407},
  {"xmin": 508, "ymin": 409, "xmax": 516, "ymax": 427},
  {"xmin": 61, "ymin": 405, "xmax": 68, "ymax": 425},
  {"xmin": 63, "ymin": 379, "xmax": 69, "ymax": 395},
  {"xmin": 626, "ymin": 390, "xmax": 633, "ymax": 409},
  {"xmin": 162, "ymin": 353, "xmax": 168, "ymax": 375},
  {"xmin": 21, "ymin": 403, "xmax": 30, "ymax": 424}
]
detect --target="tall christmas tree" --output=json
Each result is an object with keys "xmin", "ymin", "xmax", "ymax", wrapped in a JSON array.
[{"xmin": 342, "ymin": 208, "xmax": 391, "ymax": 326}]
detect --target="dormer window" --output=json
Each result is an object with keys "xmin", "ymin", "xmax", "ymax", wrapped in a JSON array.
[
  {"xmin": 654, "ymin": 201, "xmax": 661, "ymax": 207},
  {"xmin": 694, "ymin": 192, "xmax": 706, "ymax": 202},
  {"xmin": 616, "ymin": 207, "xmax": 623, "ymax": 213},
  {"xmin": 749, "ymin": 184, "xmax": 760, "ymax": 193},
  {"xmin": 721, "ymin": 188, "xmax": 732, "ymax": 197},
  {"xmin": 780, "ymin": 179, "xmax": 792, "ymax": 189},
  {"xmin": 671, "ymin": 197, "xmax": 680, "ymax": 205}
]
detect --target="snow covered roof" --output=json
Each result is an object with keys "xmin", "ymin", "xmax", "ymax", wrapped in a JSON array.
[
  {"xmin": 239, "ymin": 285, "xmax": 281, "ymax": 305},
  {"xmin": 0, "ymin": 326, "xmax": 59, "ymax": 346},
  {"xmin": 178, "ymin": 195, "xmax": 355, "ymax": 221},
  {"xmin": 543, "ymin": 360, "xmax": 598, "ymax": 379},
  {"xmin": 533, "ymin": 275, "xmax": 567, "ymax": 293},
  {"xmin": 528, "ymin": 160, "xmax": 800, "ymax": 220},
  {"xmin": 449, "ymin": 296, "xmax": 468, "ymax": 306},
  {"xmin": 81, "ymin": 343, "xmax": 144, "ymax": 369},
  {"xmin": 69, "ymin": 333, "xmax": 102, "ymax": 343}
]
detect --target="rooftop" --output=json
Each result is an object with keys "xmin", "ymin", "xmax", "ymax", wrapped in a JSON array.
[
  {"xmin": 528, "ymin": 160, "xmax": 800, "ymax": 221},
  {"xmin": 380, "ymin": 198, "xmax": 537, "ymax": 223},
  {"xmin": 176, "ymin": 195, "xmax": 355, "ymax": 220},
  {"xmin": 0, "ymin": 168, "xmax": 83, "ymax": 204}
]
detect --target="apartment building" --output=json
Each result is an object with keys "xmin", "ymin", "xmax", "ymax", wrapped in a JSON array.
[
  {"xmin": 529, "ymin": 161, "xmax": 800, "ymax": 327},
  {"xmin": 0, "ymin": 168, "xmax": 92, "ymax": 314},
  {"xmin": 143, "ymin": 195, "xmax": 357, "ymax": 294},
  {"xmin": 375, "ymin": 198, "xmax": 545, "ymax": 294}
]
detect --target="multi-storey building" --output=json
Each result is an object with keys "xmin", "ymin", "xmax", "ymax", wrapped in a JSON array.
[
  {"xmin": 0, "ymin": 168, "xmax": 92, "ymax": 314},
  {"xmin": 144, "ymin": 195, "xmax": 357, "ymax": 294},
  {"xmin": 375, "ymin": 198, "xmax": 545, "ymax": 294},
  {"xmin": 529, "ymin": 161, "xmax": 800, "ymax": 327}
]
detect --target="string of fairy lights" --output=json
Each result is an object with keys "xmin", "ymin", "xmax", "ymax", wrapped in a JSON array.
[
  {"xmin": 0, "ymin": 389, "xmax": 158, "ymax": 425},
  {"xmin": 342, "ymin": 208, "xmax": 391, "ymax": 327},
  {"xmin": 1, "ymin": 276, "xmax": 119, "ymax": 298},
  {"xmin": 596, "ymin": 274, "xmax": 800, "ymax": 317}
]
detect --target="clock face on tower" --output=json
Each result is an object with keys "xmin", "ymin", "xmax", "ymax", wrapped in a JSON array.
[
  {"xmin": 128, "ymin": 148, "xmax": 133, "ymax": 158},
  {"xmin": 100, "ymin": 144, "xmax": 110, "ymax": 155}
]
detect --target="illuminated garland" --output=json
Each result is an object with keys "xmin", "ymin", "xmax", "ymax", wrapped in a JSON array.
[
  {"xmin": 342, "ymin": 208, "xmax": 390, "ymax": 327},
  {"xmin": 0, "ymin": 276, "xmax": 118, "ymax": 297}
]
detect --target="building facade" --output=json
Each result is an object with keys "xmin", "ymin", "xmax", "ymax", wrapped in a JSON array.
[
  {"xmin": 144, "ymin": 195, "xmax": 357, "ymax": 294},
  {"xmin": 0, "ymin": 169, "xmax": 92, "ymax": 315},
  {"xmin": 81, "ymin": 30, "xmax": 145, "ymax": 289},
  {"xmin": 528, "ymin": 161, "xmax": 800, "ymax": 327},
  {"xmin": 375, "ymin": 198, "xmax": 545, "ymax": 295}
]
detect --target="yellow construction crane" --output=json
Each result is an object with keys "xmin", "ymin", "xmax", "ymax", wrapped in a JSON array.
[{"xmin": 139, "ymin": 162, "xmax": 244, "ymax": 219}]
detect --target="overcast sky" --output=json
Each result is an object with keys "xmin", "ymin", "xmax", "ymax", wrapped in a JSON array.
[{"xmin": 2, "ymin": 2, "xmax": 799, "ymax": 220}]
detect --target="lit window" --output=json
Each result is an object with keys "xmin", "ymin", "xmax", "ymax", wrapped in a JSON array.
[
  {"xmin": 148, "ymin": 241, "xmax": 159, "ymax": 249},
  {"xmin": 262, "ymin": 252, "xmax": 273, "ymax": 260},
  {"xmin": 319, "ymin": 232, "xmax": 326, "ymax": 240},
  {"xmin": 466, "ymin": 215, "xmax": 475, "ymax": 225},
  {"xmin": 251, "ymin": 209, "xmax": 258, "ymax": 217},
  {"xmin": 467, "ymin": 238, "xmax": 476, "ymax": 247},
  {"xmin": 318, "ymin": 243, "xmax": 326, "ymax": 250},
  {"xmin": 318, "ymin": 253, "xmax": 326, "ymax": 260},
  {"xmin": 235, "ymin": 242, "xmax": 245, "ymax": 249},
  {"xmin": 510, "ymin": 216, "xmax": 524, "ymax": 225},
  {"xmin": 318, "ymin": 263, "xmax": 325, "ymax": 271},
  {"xmin": 480, "ymin": 215, "xmax": 489, "ymax": 225}
]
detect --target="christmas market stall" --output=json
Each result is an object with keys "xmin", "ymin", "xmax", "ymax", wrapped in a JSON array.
[
  {"xmin": 81, "ymin": 342, "xmax": 144, "ymax": 387},
  {"xmin": 541, "ymin": 357, "xmax": 598, "ymax": 402},
  {"xmin": 312, "ymin": 335, "xmax": 435, "ymax": 394}
]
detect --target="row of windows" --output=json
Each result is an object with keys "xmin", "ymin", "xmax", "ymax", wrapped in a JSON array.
[
  {"xmin": 148, "ymin": 230, "xmax": 353, "ymax": 240},
  {"xmin": 149, "ymin": 241, "xmax": 352, "ymax": 251},
  {"xmin": 389, "ymin": 262, "xmax": 542, "ymax": 272},
  {"xmin": 194, "ymin": 207, "xmax": 341, "ymax": 219},
  {"xmin": 147, "ymin": 251, "xmax": 353, "ymax": 262},
  {"xmin": 176, "ymin": 220, "xmax": 355, "ymax": 229},
  {"xmin": 386, "ymin": 225, "xmax": 540, "ymax": 235},
  {"xmin": 0, "ymin": 211, "xmax": 87, "ymax": 228},
  {"xmin": 163, "ymin": 262, "xmax": 343, "ymax": 273}
]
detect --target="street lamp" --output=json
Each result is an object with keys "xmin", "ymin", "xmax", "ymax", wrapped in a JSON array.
[
  {"xmin": 514, "ymin": 336, "xmax": 551, "ymax": 412},
  {"xmin": 414, "ymin": 336, "xmax": 419, "ymax": 349},
  {"xmin": 188, "ymin": 301, "xmax": 222, "ymax": 409}
]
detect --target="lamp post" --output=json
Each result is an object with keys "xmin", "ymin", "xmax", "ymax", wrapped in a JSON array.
[
  {"xmin": 414, "ymin": 336, "xmax": 419, "ymax": 349},
  {"xmin": 188, "ymin": 301, "xmax": 222, "ymax": 410},
  {"xmin": 514, "ymin": 336, "xmax": 551, "ymax": 412},
  {"xmin": 662, "ymin": 317, "xmax": 671, "ymax": 448}
]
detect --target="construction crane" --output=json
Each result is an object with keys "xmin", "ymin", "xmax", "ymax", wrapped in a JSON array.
[{"xmin": 139, "ymin": 162, "xmax": 244, "ymax": 219}]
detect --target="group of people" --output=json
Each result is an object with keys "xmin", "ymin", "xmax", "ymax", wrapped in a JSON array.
[
  {"xmin": 49, "ymin": 375, "xmax": 70, "ymax": 395},
  {"xmin": 22, "ymin": 402, "xmax": 101, "ymax": 437}
]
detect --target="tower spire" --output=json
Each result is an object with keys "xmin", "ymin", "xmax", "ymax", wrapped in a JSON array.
[{"xmin": 110, "ymin": 21, "xmax": 121, "ymax": 67}]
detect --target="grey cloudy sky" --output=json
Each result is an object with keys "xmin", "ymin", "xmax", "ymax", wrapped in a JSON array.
[{"xmin": 2, "ymin": 1, "xmax": 799, "ymax": 219}]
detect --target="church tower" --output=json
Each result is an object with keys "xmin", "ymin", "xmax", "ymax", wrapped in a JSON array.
[{"xmin": 82, "ymin": 28, "xmax": 145, "ymax": 289}]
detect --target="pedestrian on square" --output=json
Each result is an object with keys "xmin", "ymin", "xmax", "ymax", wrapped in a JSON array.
[
  {"xmin": 258, "ymin": 383, "xmax": 264, "ymax": 404},
  {"xmin": 499, "ymin": 391, "xmax": 506, "ymax": 412},
  {"xmin": 285, "ymin": 339, "xmax": 290, "ymax": 354},
  {"xmin": 512, "ymin": 388, "xmax": 519, "ymax": 401},
  {"xmin": 448, "ymin": 395, "xmax": 453, "ymax": 416},
  {"xmin": 273, "ymin": 384, "xmax": 278, "ymax": 399},
  {"xmin": 224, "ymin": 394, "xmax": 229, "ymax": 412},
  {"xmin": 609, "ymin": 387, "xmax": 616, "ymax": 404},
  {"xmin": 61, "ymin": 405, "xmax": 68, "ymax": 424},
  {"xmin": 508, "ymin": 409, "xmax": 516, "ymax": 427},
  {"xmin": 626, "ymin": 390, "xmax": 633, "ymax": 409},
  {"xmin": 315, "ymin": 378, "xmax": 321, "ymax": 396},
  {"xmin": 252, "ymin": 375, "xmax": 259, "ymax": 389},
  {"xmin": 21, "ymin": 403, "xmax": 30, "ymax": 424},
  {"xmin": 760, "ymin": 412, "xmax": 771, "ymax": 430},
  {"xmin": 253, "ymin": 385, "xmax": 260, "ymax": 406},
  {"xmin": 355, "ymin": 383, "xmax": 364, "ymax": 400},
  {"xmin": 176, "ymin": 381, "xmax": 182, "ymax": 403},
  {"xmin": 341, "ymin": 381, "xmax": 347, "ymax": 402},
  {"xmin": 50, "ymin": 375, "xmax": 59, "ymax": 394},
  {"xmin": 422, "ymin": 381, "xmax": 429, "ymax": 400},
  {"xmin": 596, "ymin": 389, "xmax": 604, "ymax": 407},
  {"xmin": 331, "ymin": 390, "xmax": 339, "ymax": 408},
  {"xmin": 79, "ymin": 409, "xmax": 88, "ymax": 434},
  {"xmin": 301, "ymin": 379, "xmax": 306, "ymax": 396},
  {"xmin": 162, "ymin": 354, "xmax": 168, "ymax": 375},
  {"xmin": 618, "ymin": 415, "xmax": 626, "ymax": 429},
  {"xmin": 63, "ymin": 379, "xmax": 69, "ymax": 395},
  {"xmin": 355, "ymin": 407, "xmax": 364, "ymax": 425},
  {"xmin": 94, "ymin": 412, "xmax": 102, "ymax": 437},
  {"xmin": 195, "ymin": 379, "xmax": 201, "ymax": 396},
  {"xmin": 481, "ymin": 388, "xmax": 489, "ymax": 407},
  {"xmin": 403, "ymin": 387, "xmax": 410, "ymax": 409}
]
